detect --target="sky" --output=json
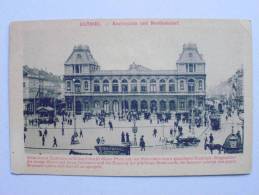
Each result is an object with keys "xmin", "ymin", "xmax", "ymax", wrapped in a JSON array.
[{"xmin": 15, "ymin": 19, "xmax": 251, "ymax": 88}]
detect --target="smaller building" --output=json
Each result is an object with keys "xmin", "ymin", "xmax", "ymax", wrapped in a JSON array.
[{"xmin": 23, "ymin": 65, "xmax": 63, "ymax": 115}]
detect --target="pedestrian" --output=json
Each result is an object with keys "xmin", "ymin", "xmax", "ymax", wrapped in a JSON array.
[
  {"xmin": 209, "ymin": 133, "xmax": 214, "ymax": 144},
  {"xmin": 71, "ymin": 135, "xmax": 75, "ymax": 145},
  {"xmin": 52, "ymin": 136, "xmax": 57, "ymax": 147},
  {"xmin": 101, "ymin": 137, "xmax": 105, "ymax": 144},
  {"xmin": 42, "ymin": 135, "xmax": 45, "ymax": 146},
  {"xmin": 121, "ymin": 131, "xmax": 125, "ymax": 143},
  {"xmin": 96, "ymin": 137, "xmax": 101, "ymax": 145},
  {"xmin": 39, "ymin": 130, "xmax": 42, "ymax": 137},
  {"xmin": 153, "ymin": 128, "xmax": 157, "ymax": 137},
  {"xmin": 24, "ymin": 133, "xmax": 26, "ymax": 143},
  {"xmin": 126, "ymin": 132, "xmax": 130, "ymax": 143},
  {"xmin": 204, "ymin": 135, "xmax": 208, "ymax": 150},
  {"xmin": 140, "ymin": 135, "xmax": 145, "ymax": 151},
  {"xmin": 109, "ymin": 120, "xmax": 113, "ymax": 131},
  {"xmin": 79, "ymin": 129, "xmax": 83, "ymax": 138},
  {"xmin": 170, "ymin": 128, "xmax": 173, "ymax": 137},
  {"xmin": 44, "ymin": 129, "xmax": 48, "ymax": 137},
  {"xmin": 62, "ymin": 126, "xmax": 64, "ymax": 136}
]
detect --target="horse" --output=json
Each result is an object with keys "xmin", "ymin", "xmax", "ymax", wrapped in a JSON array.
[{"xmin": 205, "ymin": 143, "xmax": 223, "ymax": 154}]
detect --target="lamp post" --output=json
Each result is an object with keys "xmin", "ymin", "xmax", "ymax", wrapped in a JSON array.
[
  {"xmin": 132, "ymin": 119, "xmax": 138, "ymax": 146},
  {"xmin": 72, "ymin": 78, "xmax": 77, "ymax": 133}
]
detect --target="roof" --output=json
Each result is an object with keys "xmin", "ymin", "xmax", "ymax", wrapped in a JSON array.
[
  {"xmin": 65, "ymin": 45, "xmax": 98, "ymax": 65},
  {"xmin": 23, "ymin": 65, "xmax": 62, "ymax": 82},
  {"xmin": 92, "ymin": 62, "xmax": 177, "ymax": 76},
  {"xmin": 176, "ymin": 43, "xmax": 205, "ymax": 64}
]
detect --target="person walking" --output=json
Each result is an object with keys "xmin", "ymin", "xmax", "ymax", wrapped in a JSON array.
[
  {"xmin": 209, "ymin": 133, "xmax": 214, "ymax": 144},
  {"xmin": 96, "ymin": 137, "xmax": 101, "ymax": 145},
  {"xmin": 39, "ymin": 130, "xmax": 42, "ymax": 137},
  {"xmin": 52, "ymin": 136, "xmax": 57, "ymax": 147},
  {"xmin": 108, "ymin": 120, "xmax": 113, "ymax": 131},
  {"xmin": 44, "ymin": 129, "xmax": 48, "ymax": 137},
  {"xmin": 153, "ymin": 128, "xmax": 157, "ymax": 137},
  {"xmin": 170, "ymin": 128, "xmax": 173, "ymax": 137},
  {"xmin": 42, "ymin": 135, "xmax": 45, "ymax": 146},
  {"xmin": 121, "ymin": 131, "xmax": 125, "ymax": 143},
  {"xmin": 140, "ymin": 135, "xmax": 145, "ymax": 151},
  {"xmin": 204, "ymin": 135, "xmax": 208, "ymax": 150},
  {"xmin": 126, "ymin": 132, "xmax": 130, "ymax": 143},
  {"xmin": 79, "ymin": 129, "xmax": 83, "ymax": 138}
]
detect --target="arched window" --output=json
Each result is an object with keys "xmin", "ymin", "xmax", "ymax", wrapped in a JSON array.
[
  {"xmin": 103, "ymin": 101, "xmax": 109, "ymax": 113},
  {"xmin": 198, "ymin": 80, "xmax": 203, "ymax": 90},
  {"xmin": 84, "ymin": 80, "xmax": 88, "ymax": 91},
  {"xmin": 141, "ymin": 100, "xmax": 148, "ymax": 112},
  {"xmin": 180, "ymin": 80, "xmax": 185, "ymax": 90},
  {"xmin": 159, "ymin": 79, "xmax": 166, "ymax": 92},
  {"xmin": 112, "ymin": 79, "xmax": 119, "ymax": 92},
  {"xmin": 121, "ymin": 79, "xmax": 128, "ymax": 93},
  {"xmin": 140, "ymin": 79, "xmax": 147, "ymax": 92},
  {"xmin": 169, "ymin": 100, "xmax": 176, "ymax": 111},
  {"xmin": 103, "ymin": 79, "xmax": 109, "ymax": 92},
  {"xmin": 94, "ymin": 80, "xmax": 100, "ymax": 92},
  {"xmin": 188, "ymin": 79, "xmax": 195, "ymax": 92},
  {"xmin": 131, "ymin": 79, "xmax": 138, "ymax": 92},
  {"xmin": 169, "ymin": 79, "xmax": 176, "ymax": 92},
  {"xmin": 150, "ymin": 79, "xmax": 156, "ymax": 92},
  {"xmin": 160, "ymin": 100, "xmax": 166, "ymax": 112}
]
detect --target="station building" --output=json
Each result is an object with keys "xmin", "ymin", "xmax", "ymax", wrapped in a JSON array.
[{"xmin": 63, "ymin": 43, "xmax": 206, "ymax": 115}]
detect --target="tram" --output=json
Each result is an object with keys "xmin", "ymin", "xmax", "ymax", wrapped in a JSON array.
[{"xmin": 223, "ymin": 132, "xmax": 243, "ymax": 154}]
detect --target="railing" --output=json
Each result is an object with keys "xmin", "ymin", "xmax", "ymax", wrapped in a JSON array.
[{"xmin": 64, "ymin": 91, "xmax": 206, "ymax": 96}]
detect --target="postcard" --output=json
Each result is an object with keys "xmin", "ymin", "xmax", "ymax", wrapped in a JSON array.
[{"xmin": 9, "ymin": 19, "xmax": 252, "ymax": 176}]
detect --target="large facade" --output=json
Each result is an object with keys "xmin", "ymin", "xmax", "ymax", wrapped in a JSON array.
[{"xmin": 64, "ymin": 43, "xmax": 206, "ymax": 115}]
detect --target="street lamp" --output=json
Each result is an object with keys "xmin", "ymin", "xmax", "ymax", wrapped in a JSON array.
[
  {"xmin": 132, "ymin": 119, "xmax": 138, "ymax": 146},
  {"xmin": 72, "ymin": 78, "xmax": 77, "ymax": 133}
]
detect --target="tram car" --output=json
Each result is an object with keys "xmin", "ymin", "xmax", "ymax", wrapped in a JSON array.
[
  {"xmin": 209, "ymin": 113, "xmax": 221, "ymax": 130},
  {"xmin": 223, "ymin": 133, "xmax": 243, "ymax": 153}
]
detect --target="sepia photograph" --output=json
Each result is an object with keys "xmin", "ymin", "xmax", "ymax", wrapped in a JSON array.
[{"xmin": 9, "ymin": 19, "xmax": 252, "ymax": 176}]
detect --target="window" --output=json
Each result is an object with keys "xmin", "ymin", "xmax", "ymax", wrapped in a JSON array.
[
  {"xmin": 94, "ymin": 80, "xmax": 100, "ymax": 92},
  {"xmin": 180, "ymin": 101, "xmax": 185, "ymax": 110},
  {"xmin": 198, "ymin": 80, "xmax": 203, "ymax": 90},
  {"xmin": 121, "ymin": 79, "xmax": 128, "ymax": 93},
  {"xmin": 160, "ymin": 100, "xmax": 166, "ymax": 111},
  {"xmin": 66, "ymin": 81, "xmax": 71, "ymax": 91},
  {"xmin": 189, "ymin": 64, "xmax": 194, "ymax": 72},
  {"xmin": 74, "ymin": 80, "xmax": 81, "ymax": 93},
  {"xmin": 131, "ymin": 79, "xmax": 138, "ymax": 92},
  {"xmin": 140, "ymin": 79, "xmax": 147, "ymax": 92},
  {"xmin": 169, "ymin": 79, "xmax": 176, "ymax": 92},
  {"xmin": 150, "ymin": 79, "xmax": 156, "ymax": 92},
  {"xmin": 112, "ymin": 80, "xmax": 119, "ymax": 92},
  {"xmin": 84, "ymin": 80, "xmax": 88, "ymax": 91},
  {"xmin": 180, "ymin": 80, "xmax": 184, "ymax": 90},
  {"xmin": 74, "ymin": 64, "xmax": 82, "ymax": 74},
  {"xmin": 159, "ymin": 79, "xmax": 166, "ymax": 92},
  {"xmin": 103, "ymin": 79, "xmax": 109, "ymax": 92},
  {"xmin": 188, "ymin": 79, "xmax": 195, "ymax": 92}
]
